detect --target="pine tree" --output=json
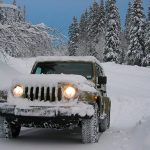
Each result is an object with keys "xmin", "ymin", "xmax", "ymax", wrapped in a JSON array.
[
  {"xmin": 68, "ymin": 16, "xmax": 79, "ymax": 56},
  {"xmin": 126, "ymin": 0, "xmax": 145, "ymax": 66},
  {"xmin": 86, "ymin": 0, "xmax": 105, "ymax": 60},
  {"xmin": 13, "ymin": 0, "xmax": 16, "ymax": 5},
  {"xmin": 98, "ymin": 0, "xmax": 106, "ymax": 33},
  {"xmin": 23, "ymin": 5, "xmax": 26, "ymax": 22},
  {"xmin": 148, "ymin": 4, "xmax": 150, "ymax": 21},
  {"xmin": 89, "ymin": 0, "xmax": 98, "ymax": 54},
  {"xmin": 79, "ymin": 9, "xmax": 89, "ymax": 42},
  {"xmin": 95, "ymin": 0, "xmax": 106, "ymax": 61},
  {"xmin": 142, "ymin": 5, "xmax": 150, "ymax": 66},
  {"xmin": 105, "ymin": 0, "xmax": 109, "ymax": 20},
  {"xmin": 104, "ymin": 0, "xmax": 121, "ymax": 63},
  {"xmin": 88, "ymin": 1, "xmax": 100, "ymax": 40},
  {"xmin": 77, "ymin": 9, "xmax": 89, "ymax": 56},
  {"xmin": 125, "ymin": 2, "xmax": 132, "ymax": 42}
]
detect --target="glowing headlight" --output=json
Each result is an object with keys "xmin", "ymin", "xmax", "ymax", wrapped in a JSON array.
[
  {"xmin": 12, "ymin": 85, "xmax": 24, "ymax": 97},
  {"xmin": 63, "ymin": 86, "xmax": 76, "ymax": 99}
]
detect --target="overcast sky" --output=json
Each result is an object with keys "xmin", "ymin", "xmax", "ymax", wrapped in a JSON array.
[{"xmin": 4, "ymin": 0, "xmax": 149, "ymax": 36}]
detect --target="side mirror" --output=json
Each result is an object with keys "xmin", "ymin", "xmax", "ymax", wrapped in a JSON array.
[{"xmin": 98, "ymin": 76, "xmax": 107, "ymax": 85}]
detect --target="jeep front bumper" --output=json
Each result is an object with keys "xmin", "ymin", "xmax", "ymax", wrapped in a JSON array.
[{"xmin": 0, "ymin": 102, "xmax": 95, "ymax": 118}]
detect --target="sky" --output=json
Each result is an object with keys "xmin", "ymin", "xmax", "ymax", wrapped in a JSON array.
[{"xmin": 4, "ymin": 0, "xmax": 149, "ymax": 36}]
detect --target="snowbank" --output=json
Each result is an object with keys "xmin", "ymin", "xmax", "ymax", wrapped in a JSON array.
[
  {"xmin": 0, "ymin": 4, "xmax": 17, "ymax": 9},
  {"xmin": 0, "ymin": 60, "xmax": 20, "ymax": 90},
  {"xmin": 132, "ymin": 117, "xmax": 150, "ymax": 150},
  {"xmin": 102, "ymin": 62, "xmax": 150, "ymax": 128}
]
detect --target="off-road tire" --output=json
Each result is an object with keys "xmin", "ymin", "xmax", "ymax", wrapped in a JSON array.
[
  {"xmin": 99, "ymin": 111, "xmax": 110, "ymax": 133},
  {"xmin": 0, "ymin": 116, "xmax": 21, "ymax": 138},
  {"xmin": 81, "ymin": 104, "xmax": 99, "ymax": 144},
  {"xmin": 0, "ymin": 116, "xmax": 12, "ymax": 138},
  {"xmin": 11, "ymin": 124, "xmax": 21, "ymax": 138}
]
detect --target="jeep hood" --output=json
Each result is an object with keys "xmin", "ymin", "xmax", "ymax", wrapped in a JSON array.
[{"xmin": 11, "ymin": 74, "xmax": 97, "ymax": 93}]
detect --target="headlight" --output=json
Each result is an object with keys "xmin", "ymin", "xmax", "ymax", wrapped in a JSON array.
[
  {"xmin": 12, "ymin": 85, "xmax": 24, "ymax": 97},
  {"xmin": 63, "ymin": 85, "xmax": 77, "ymax": 99}
]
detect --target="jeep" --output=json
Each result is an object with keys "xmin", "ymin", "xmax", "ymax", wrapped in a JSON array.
[{"xmin": 0, "ymin": 56, "xmax": 111, "ymax": 143}]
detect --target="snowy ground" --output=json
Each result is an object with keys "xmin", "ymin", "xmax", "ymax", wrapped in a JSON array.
[{"xmin": 0, "ymin": 57, "xmax": 150, "ymax": 150}]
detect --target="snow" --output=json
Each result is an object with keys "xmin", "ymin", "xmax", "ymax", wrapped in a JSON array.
[
  {"xmin": 35, "ymin": 56, "xmax": 101, "ymax": 65},
  {"xmin": 0, "ymin": 58, "xmax": 150, "ymax": 149},
  {"xmin": 0, "ymin": 4, "xmax": 17, "ymax": 9},
  {"xmin": 0, "ymin": 60, "xmax": 21, "ymax": 90},
  {"xmin": 102, "ymin": 62, "xmax": 150, "ymax": 128},
  {"xmin": 13, "ymin": 101, "xmax": 95, "ymax": 117},
  {"xmin": 11, "ymin": 74, "xmax": 90, "ymax": 87},
  {"xmin": 10, "ymin": 74, "xmax": 96, "ymax": 94},
  {"xmin": 0, "ymin": 22, "xmax": 54, "ymax": 57}
]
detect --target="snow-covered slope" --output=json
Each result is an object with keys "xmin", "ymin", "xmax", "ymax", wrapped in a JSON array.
[
  {"xmin": 0, "ymin": 60, "xmax": 20, "ymax": 90},
  {"xmin": 101, "ymin": 63, "xmax": 150, "ymax": 150},
  {"xmin": 0, "ymin": 54, "xmax": 35, "ymax": 90},
  {"xmin": 102, "ymin": 62, "xmax": 150, "ymax": 128},
  {"xmin": 0, "ymin": 59, "xmax": 150, "ymax": 150}
]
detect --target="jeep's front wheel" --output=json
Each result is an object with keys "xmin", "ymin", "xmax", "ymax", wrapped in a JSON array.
[
  {"xmin": 0, "ymin": 116, "xmax": 21, "ymax": 138},
  {"xmin": 81, "ymin": 104, "xmax": 99, "ymax": 143},
  {"xmin": 99, "ymin": 111, "xmax": 110, "ymax": 133},
  {"xmin": 11, "ymin": 124, "xmax": 21, "ymax": 138}
]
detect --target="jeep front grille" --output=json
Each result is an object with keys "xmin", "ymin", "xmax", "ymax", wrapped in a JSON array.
[{"xmin": 24, "ymin": 86, "xmax": 62, "ymax": 102}]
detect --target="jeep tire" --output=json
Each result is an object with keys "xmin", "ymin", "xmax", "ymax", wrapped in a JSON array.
[
  {"xmin": 11, "ymin": 124, "xmax": 21, "ymax": 138},
  {"xmin": 99, "ymin": 111, "xmax": 110, "ymax": 132},
  {"xmin": 0, "ymin": 116, "xmax": 21, "ymax": 138},
  {"xmin": 81, "ymin": 104, "xmax": 99, "ymax": 143}
]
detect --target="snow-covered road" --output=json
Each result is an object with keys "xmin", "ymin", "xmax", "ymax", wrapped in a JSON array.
[
  {"xmin": 0, "ymin": 125, "xmax": 149, "ymax": 150},
  {"xmin": 0, "ymin": 58, "xmax": 150, "ymax": 150}
]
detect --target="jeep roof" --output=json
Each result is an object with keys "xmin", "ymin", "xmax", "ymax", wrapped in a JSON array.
[{"xmin": 34, "ymin": 56, "xmax": 101, "ymax": 65}]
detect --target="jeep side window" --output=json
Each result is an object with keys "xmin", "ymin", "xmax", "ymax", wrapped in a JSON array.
[{"xmin": 35, "ymin": 67, "xmax": 42, "ymax": 74}]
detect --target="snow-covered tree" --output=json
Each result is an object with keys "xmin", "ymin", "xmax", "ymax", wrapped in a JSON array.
[
  {"xmin": 148, "ymin": 4, "xmax": 150, "ymax": 21},
  {"xmin": 13, "ymin": 0, "xmax": 16, "ymax": 6},
  {"xmin": 125, "ymin": 2, "xmax": 132, "ymax": 43},
  {"xmin": 86, "ymin": 1, "xmax": 100, "ymax": 59},
  {"xmin": 0, "ymin": 1, "xmax": 68, "ymax": 58},
  {"xmin": 77, "ymin": 0, "xmax": 106, "ymax": 61},
  {"xmin": 0, "ymin": 2, "xmax": 25, "ymax": 24},
  {"xmin": 120, "ymin": 31, "xmax": 128, "ymax": 64},
  {"xmin": 23, "ymin": 5, "xmax": 26, "ymax": 22},
  {"xmin": 98, "ymin": 0, "xmax": 106, "ymax": 33},
  {"xmin": 126, "ymin": 0, "xmax": 145, "ymax": 66},
  {"xmin": 68, "ymin": 16, "xmax": 79, "ymax": 56},
  {"xmin": 142, "ymin": 5, "xmax": 150, "ymax": 66},
  {"xmin": 95, "ymin": 0, "xmax": 106, "ymax": 61},
  {"xmin": 78, "ymin": 10, "xmax": 89, "ymax": 43},
  {"xmin": 77, "ymin": 9, "xmax": 89, "ymax": 56},
  {"xmin": 0, "ymin": 22, "xmax": 54, "ymax": 57},
  {"xmin": 105, "ymin": 0, "xmax": 109, "ymax": 20},
  {"xmin": 88, "ymin": 1, "xmax": 100, "ymax": 41},
  {"xmin": 104, "ymin": 0, "xmax": 121, "ymax": 63}
]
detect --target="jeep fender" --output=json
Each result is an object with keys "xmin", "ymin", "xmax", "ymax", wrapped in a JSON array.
[{"xmin": 101, "ymin": 97, "xmax": 111, "ymax": 115}]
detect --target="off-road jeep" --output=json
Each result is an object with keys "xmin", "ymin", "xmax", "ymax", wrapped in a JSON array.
[{"xmin": 0, "ymin": 56, "xmax": 111, "ymax": 143}]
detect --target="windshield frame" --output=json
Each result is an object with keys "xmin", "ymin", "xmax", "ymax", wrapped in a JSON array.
[{"xmin": 31, "ymin": 61, "xmax": 94, "ymax": 80}]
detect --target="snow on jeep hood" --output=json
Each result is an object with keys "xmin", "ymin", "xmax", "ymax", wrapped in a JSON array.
[{"xmin": 11, "ymin": 74, "xmax": 97, "ymax": 93}]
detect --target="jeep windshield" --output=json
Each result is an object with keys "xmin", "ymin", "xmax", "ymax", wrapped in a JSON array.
[{"xmin": 32, "ymin": 62, "xmax": 93, "ymax": 80}]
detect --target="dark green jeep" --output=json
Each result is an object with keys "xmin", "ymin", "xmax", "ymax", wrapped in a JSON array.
[{"xmin": 0, "ymin": 56, "xmax": 111, "ymax": 143}]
